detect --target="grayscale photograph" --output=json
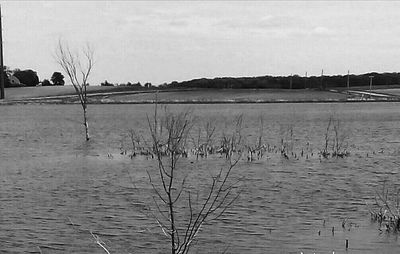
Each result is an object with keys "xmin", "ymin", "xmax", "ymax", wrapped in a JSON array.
[{"xmin": 1, "ymin": 1, "xmax": 400, "ymax": 253}]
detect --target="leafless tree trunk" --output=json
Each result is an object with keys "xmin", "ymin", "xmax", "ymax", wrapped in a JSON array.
[{"xmin": 55, "ymin": 40, "xmax": 94, "ymax": 141}]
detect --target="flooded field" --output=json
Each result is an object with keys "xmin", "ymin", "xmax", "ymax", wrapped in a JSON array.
[{"xmin": 1, "ymin": 103, "xmax": 400, "ymax": 253}]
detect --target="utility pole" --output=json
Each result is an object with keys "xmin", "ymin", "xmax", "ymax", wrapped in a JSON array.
[
  {"xmin": 347, "ymin": 70, "xmax": 350, "ymax": 96},
  {"xmin": 0, "ymin": 5, "xmax": 4, "ymax": 99},
  {"xmin": 304, "ymin": 71, "xmax": 307, "ymax": 89},
  {"xmin": 320, "ymin": 69, "xmax": 324, "ymax": 90},
  {"xmin": 369, "ymin": 75, "xmax": 374, "ymax": 98}
]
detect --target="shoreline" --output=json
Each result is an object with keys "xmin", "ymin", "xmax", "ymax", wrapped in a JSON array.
[{"xmin": 2, "ymin": 98, "xmax": 400, "ymax": 105}]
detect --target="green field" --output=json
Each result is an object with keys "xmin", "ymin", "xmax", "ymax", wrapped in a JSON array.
[
  {"xmin": 3, "ymin": 86, "xmax": 351, "ymax": 103},
  {"xmin": 372, "ymin": 88, "xmax": 400, "ymax": 96},
  {"xmin": 7, "ymin": 85, "xmax": 400, "ymax": 104},
  {"xmin": 4, "ymin": 86, "xmax": 124, "ymax": 100}
]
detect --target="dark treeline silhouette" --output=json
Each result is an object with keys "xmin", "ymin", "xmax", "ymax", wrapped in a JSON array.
[
  {"xmin": 101, "ymin": 80, "xmax": 154, "ymax": 88},
  {"xmin": 161, "ymin": 72, "xmax": 400, "ymax": 90}
]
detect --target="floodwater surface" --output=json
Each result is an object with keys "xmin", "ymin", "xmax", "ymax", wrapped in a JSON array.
[{"xmin": 1, "ymin": 103, "xmax": 400, "ymax": 253}]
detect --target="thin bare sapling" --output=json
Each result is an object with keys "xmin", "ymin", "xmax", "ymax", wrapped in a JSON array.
[
  {"xmin": 219, "ymin": 114, "xmax": 244, "ymax": 160},
  {"xmin": 55, "ymin": 40, "xmax": 94, "ymax": 141},
  {"xmin": 127, "ymin": 129, "xmax": 146, "ymax": 158},
  {"xmin": 320, "ymin": 114, "xmax": 349, "ymax": 158},
  {"xmin": 247, "ymin": 115, "xmax": 266, "ymax": 161},
  {"xmin": 321, "ymin": 116, "xmax": 332, "ymax": 158},
  {"xmin": 279, "ymin": 123, "xmax": 295, "ymax": 159},
  {"xmin": 331, "ymin": 117, "xmax": 349, "ymax": 157},
  {"xmin": 190, "ymin": 120, "xmax": 217, "ymax": 160},
  {"xmin": 203, "ymin": 120, "xmax": 217, "ymax": 157},
  {"xmin": 146, "ymin": 107, "xmax": 242, "ymax": 254},
  {"xmin": 191, "ymin": 127, "xmax": 202, "ymax": 161}
]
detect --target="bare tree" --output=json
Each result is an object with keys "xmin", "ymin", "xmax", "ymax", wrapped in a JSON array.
[
  {"xmin": 55, "ymin": 40, "xmax": 94, "ymax": 141},
  {"xmin": 203, "ymin": 120, "xmax": 216, "ymax": 157},
  {"xmin": 331, "ymin": 117, "xmax": 349, "ymax": 157},
  {"xmin": 146, "ymin": 107, "xmax": 242, "ymax": 254},
  {"xmin": 367, "ymin": 180, "xmax": 400, "ymax": 232},
  {"xmin": 320, "ymin": 114, "xmax": 349, "ymax": 158},
  {"xmin": 321, "ymin": 116, "xmax": 332, "ymax": 158}
]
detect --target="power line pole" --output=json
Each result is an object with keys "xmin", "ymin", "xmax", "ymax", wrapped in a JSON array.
[
  {"xmin": 347, "ymin": 70, "xmax": 350, "ymax": 96},
  {"xmin": 0, "ymin": 5, "xmax": 4, "ymax": 99},
  {"xmin": 304, "ymin": 71, "xmax": 307, "ymax": 89},
  {"xmin": 369, "ymin": 75, "xmax": 374, "ymax": 98},
  {"xmin": 290, "ymin": 73, "xmax": 293, "ymax": 89},
  {"xmin": 320, "ymin": 69, "xmax": 324, "ymax": 90}
]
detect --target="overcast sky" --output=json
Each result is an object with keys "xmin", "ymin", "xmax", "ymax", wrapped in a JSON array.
[{"xmin": 3, "ymin": 1, "xmax": 400, "ymax": 85}]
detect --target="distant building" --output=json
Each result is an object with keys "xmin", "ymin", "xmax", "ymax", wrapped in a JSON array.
[{"xmin": 8, "ymin": 75, "xmax": 23, "ymax": 87}]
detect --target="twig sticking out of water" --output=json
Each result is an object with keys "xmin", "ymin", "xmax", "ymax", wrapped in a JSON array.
[
  {"xmin": 342, "ymin": 218, "xmax": 348, "ymax": 228},
  {"xmin": 67, "ymin": 216, "xmax": 75, "ymax": 226},
  {"xmin": 90, "ymin": 230, "xmax": 111, "ymax": 254},
  {"xmin": 118, "ymin": 113, "xmax": 354, "ymax": 163},
  {"xmin": 67, "ymin": 217, "xmax": 112, "ymax": 254}
]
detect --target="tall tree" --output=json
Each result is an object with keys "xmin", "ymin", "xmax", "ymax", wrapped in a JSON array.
[
  {"xmin": 51, "ymin": 72, "xmax": 65, "ymax": 86},
  {"xmin": 55, "ymin": 40, "xmax": 94, "ymax": 141},
  {"xmin": 13, "ymin": 69, "xmax": 39, "ymax": 86}
]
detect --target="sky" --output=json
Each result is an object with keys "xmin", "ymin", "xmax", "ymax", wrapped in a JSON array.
[{"xmin": 2, "ymin": 1, "xmax": 400, "ymax": 86}]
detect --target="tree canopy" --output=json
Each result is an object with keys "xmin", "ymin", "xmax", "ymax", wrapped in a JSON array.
[
  {"xmin": 51, "ymin": 72, "xmax": 65, "ymax": 86},
  {"xmin": 13, "ymin": 69, "xmax": 39, "ymax": 87}
]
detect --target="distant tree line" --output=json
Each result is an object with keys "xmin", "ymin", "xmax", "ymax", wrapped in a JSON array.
[
  {"xmin": 162, "ymin": 72, "xmax": 400, "ymax": 90},
  {"xmin": 101, "ymin": 80, "xmax": 153, "ymax": 88},
  {"xmin": 2, "ymin": 66, "xmax": 65, "ymax": 87},
  {"xmin": 42, "ymin": 72, "xmax": 65, "ymax": 86}
]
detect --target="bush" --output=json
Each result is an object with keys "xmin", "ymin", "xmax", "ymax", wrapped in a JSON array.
[
  {"xmin": 101, "ymin": 80, "xmax": 113, "ymax": 86},
  {"xmin": 41, "ymin": 79, "xmax": 52, "ymax": 86}
]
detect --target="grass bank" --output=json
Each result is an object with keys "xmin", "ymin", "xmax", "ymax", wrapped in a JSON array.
[{"xmin": 2, "ymin": 86, "xmax": 400, "ymax": 105}]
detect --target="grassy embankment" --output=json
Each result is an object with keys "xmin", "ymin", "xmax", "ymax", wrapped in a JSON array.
[{"xmin": 3, "ymin": 85, "xmax": 400, "ymax": 104}]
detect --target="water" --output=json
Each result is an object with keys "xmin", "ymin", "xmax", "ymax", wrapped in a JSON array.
[{"xmin": 1, "ymin": 103, "xmax": 400, "ymax": 253}]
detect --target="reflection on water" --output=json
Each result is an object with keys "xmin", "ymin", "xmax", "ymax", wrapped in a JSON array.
[{"xmin": 1, "ymin": 103, "xmax": 400, "ymax": 253}]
